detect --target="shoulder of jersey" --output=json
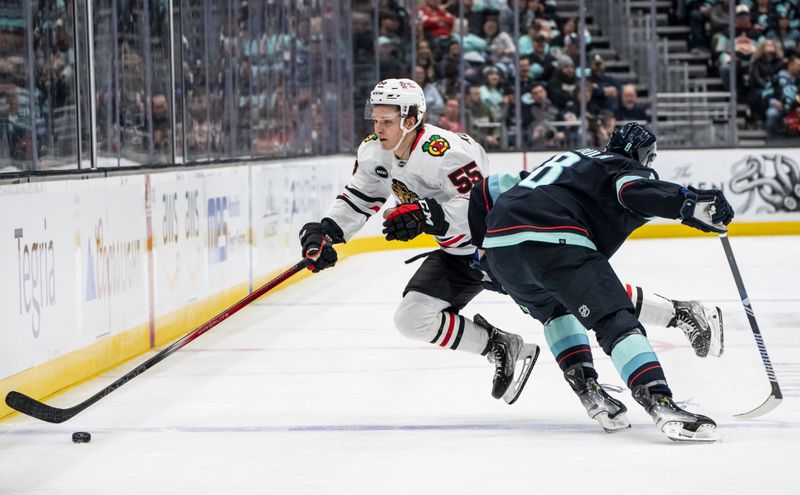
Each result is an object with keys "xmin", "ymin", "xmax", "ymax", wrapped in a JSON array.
[
  {"xmin": 357, "ymin": 133, "xmax": 391, "ymax": 158},
  {"xmin": 416, "ymin": 124, "xmax": 473, "ymax": 159},
  {"xmin": 356, "ymin": 133, "xmax": 392, "ymax": 178}
]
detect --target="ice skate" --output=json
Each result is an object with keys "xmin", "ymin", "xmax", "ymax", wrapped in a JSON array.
[
  {"xmin": 669, "ymin": 300, "xmax": 724, "ymax": 358},
  {"xmin": 476, "ymin": 314, "xmax": 539, "ymax": 404},
  {"xmin": 564, "ymin": 364, "xmax": 630, "ymax": 433},
  {"xmin": 633, "ymin": 385, "xmax": 719, "ymax": 442}
]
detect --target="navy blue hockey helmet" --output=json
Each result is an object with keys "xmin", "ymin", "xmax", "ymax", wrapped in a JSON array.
[{"xmin": 605, "ymin": 122, "xmax": 657, "ymax": 167}]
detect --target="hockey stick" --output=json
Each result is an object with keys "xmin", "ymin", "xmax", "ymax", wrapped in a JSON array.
[
  {"xmin": 6, "ymin": 258, "xmax": 312, "ymax": 423},
  {"xmin": 719, "ymin": 234, "xmax": 782, "ymax": 418}
]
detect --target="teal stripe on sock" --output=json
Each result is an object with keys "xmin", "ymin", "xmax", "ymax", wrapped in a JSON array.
[
  {"xmin": 611, "ymin": 334, "xmax": 659, "ymax": 382},
  {"xmin": 619, "ymin": 352, "xmax": 659, "ymax": 384},
  {"xmin": 550, "ymin": 334, "xmax": 591, "ymax": 357},
  {"xmin": 544, "ymin": 315, "xmax": 590, "ymax": 356}
]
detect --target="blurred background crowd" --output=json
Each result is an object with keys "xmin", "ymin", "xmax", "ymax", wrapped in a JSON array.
[
  {"xmin": 359, "ymin": 0, "xmax": 800, "ymax": 149},
  {"xmin": 0, "ymin": 0, "xmax": 797, "ymax": 173}
]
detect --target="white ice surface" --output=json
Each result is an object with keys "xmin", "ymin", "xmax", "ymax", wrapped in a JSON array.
[{"xmin": 1, "ymin": 236, "xmax": 798, "ymax": 495}]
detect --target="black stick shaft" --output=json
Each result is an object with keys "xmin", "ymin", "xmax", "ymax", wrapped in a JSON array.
[
  {"xmin": 6, "ymin": 259, "xmax": 311, "ymax": 423},
  {"xmin": 719, "ymin": 235, "xmax": 782, "ymax": 398}
]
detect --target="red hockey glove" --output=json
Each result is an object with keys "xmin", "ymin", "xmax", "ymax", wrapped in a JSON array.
[{"xmin": 382, "ymin": 198, "xmax": 449, "ymax": 241}]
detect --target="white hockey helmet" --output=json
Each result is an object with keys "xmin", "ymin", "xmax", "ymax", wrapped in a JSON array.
[{"xmin": 364, "ymin": 78, "xmax": 426, "ymax": 126}]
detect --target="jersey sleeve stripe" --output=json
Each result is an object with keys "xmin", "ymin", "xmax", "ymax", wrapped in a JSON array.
[
  {"xmin": 437, "ymin": 233, "xmax": 466, "ymax": 247},
  {"xmin": 344, "ymin": 185, "xmax": 386, "ymax": 204},
  {"xmin": 335, "ymin": 195, "xmax": 372, "ymax": 220},
  {"xmin": 615, "ymin": 173, "xmax": 656, "ymax": 208}
]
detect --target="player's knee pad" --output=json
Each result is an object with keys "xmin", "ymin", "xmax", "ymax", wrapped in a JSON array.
[
  {"xmin": 593, "ymin": 309, "xmax": 646, "ymax": 355},
  {"xmin": 393, "ymin": 291, "xmax": 450, "ymax": 343}
]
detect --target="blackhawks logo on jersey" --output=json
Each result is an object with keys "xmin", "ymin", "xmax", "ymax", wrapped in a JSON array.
[
  {"xmin": 392, "ymin": 179, "xmax": 419, "ymax": 204},
  {"xmin": 363, "ymin": 133, "xmax": 379, "ymax": 143},
  {"xmin": 422, "ymin": 135, "xmax": 450, "ymax": 157}
]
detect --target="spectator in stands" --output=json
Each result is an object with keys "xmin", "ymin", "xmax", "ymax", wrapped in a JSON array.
[
  {"xmin": 415, "ymin": 64, "xmax": 445, "ymax": 123},
  {"xmin": 380, "ymin": 11, "xmax": 404, "ymax": 47},
  {"xmin": 417, "ymin": 39, "xmax": 436, "ymax": 75},
  {"xmin": 751, "ymin": 0, "xmax": 777, "ymax": 38},
  {"xmin": 589, "ymin": 54, "xmax": 622, "ymax": 113},
  {"xmin": 720, "ymin": 5, "xmax": 763, "ymax": 91},
  {"xmin": 437, "ymin": 39, "xmax": 461, "ymax": 79},
  {"xmin": 529, "ymin": 33, "xmax": 556, "ymax": 82},
  {"xmin": 552, "ymin": 16, "xmax": 592, "ymax": 52},
  {"xmin": 616, "ymin": 83, "xmax": 647, "ymax": 121},
  {"xmin": 445, "ymin": 0, "xmax": 484, "ymax": 37},
  {"xmin": 534, "ymin": 14, "xmax": 558, "ymax": 38},
  {"xmin": 766, "ymin": 54, "xmax": 800, "ymax": 138},
  {"xmin": 525, "ymin": 83, "xmax": 565, "ymax": 148},
  {"xmin": 352, "ymin": 11, "xmax": 375, "ymax": 64},
  {"xmin": 483, "ymin": 16, "xmax": 516, "ymax": 74},
  {"xmin": 709, "ymin": 0, "xmax": 733, "ymax": 54},
  {"xmin": 547, "ymin": 55, "xmax": 578, "ymax": 113},
  {"xmin": 480, "ymin": 65, "xmax": 507, "ymax": 121},
  {"xmin": 438, "ymin": 62, "xmax": 461, "ymax": 100},
  {"xmin": 464, "ymin": 51, "xmax": 489, "ymax": 84},
  {"xmin": 438, "ymin": 96, "xmax": 466, "ymax": 133},
  {"xmin": 518, "ymin": 21, "xmax": 539, "ymax": 58},
  {"xmin": 452, "ymin": 18, "xmax": 488, "ymax": 54},
  {"xmin": 506, "ymin": 57, "xmax": 536, "ymax": 97},
  {"xmin": 420, "ymin": 0, "xmax": 455, "ymax": 39},
  {"xmin": 688, "ymin": 0, "xmax": 714, "ymax": 53},
  {"xmin": 749, "ymin": 39, "xmax": 785, "ymax": 126},
  {"xmin": 562, "ymin": 32, "xmax": 582, "ymax": 66},
  {"xmin": 767, "ymin": 11, "xmax": 800, "ymax": 56},
  {"xmin": 519, "ymin": 0, "xmax": 553, "ymax": 30},
  {"xmin": 590, "ymin": 109, "xmax": 618, "ymax": 147},
  {"xmin": 378, "ymin": 36, "xmax": 404, "ymax": 79},
  {"xmin": 476, "ymin": 0, "xmax": 514, "ymax": 33},
  {"xmin": 475, "ymin": 0, "xmax": 506, "ymax": 15},
  {"xmin": 466, "ymin": 84, "xmax": 502, "ymax": 148}
]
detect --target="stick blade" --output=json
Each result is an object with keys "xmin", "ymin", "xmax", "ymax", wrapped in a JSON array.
[
  {"xmin": 734, "ymin": 394, "xmax": 782, "ymax": 419},
  {"xmin": 5, "ymin": 391, "xmax": 71, "ymax": 424}
]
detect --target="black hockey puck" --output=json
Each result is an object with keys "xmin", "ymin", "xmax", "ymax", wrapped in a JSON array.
[{"xmin": 72, "ymin": 432, "xmax": 91, "ymax": 443}]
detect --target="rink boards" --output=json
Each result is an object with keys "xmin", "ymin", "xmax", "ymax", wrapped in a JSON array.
[{"xmin": 1, "ymin": 148, "xmax": 798, "ymax": 420}]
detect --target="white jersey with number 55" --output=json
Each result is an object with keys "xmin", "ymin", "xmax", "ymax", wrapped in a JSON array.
[{"xmin": 326, "ymin": 123, "xmax": 490, "ymax": 255}]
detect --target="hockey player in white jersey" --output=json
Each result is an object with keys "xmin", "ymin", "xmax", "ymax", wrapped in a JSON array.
[
  {"xmin": 299, "ymin": 78, "xmax": 723, "ymax": 410},
  {"xmin": 300, "ymin": 78, "xmax": 539, "ymax": 403}
]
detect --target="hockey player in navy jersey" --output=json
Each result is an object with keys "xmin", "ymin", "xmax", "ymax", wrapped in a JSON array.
[
  {"xmin": 468, "ymin": 122, "xmax": 734, "ymax": 441},
  {"xmin": 299, "ymin": 78, "xmax": 724, "ymax": 409}
]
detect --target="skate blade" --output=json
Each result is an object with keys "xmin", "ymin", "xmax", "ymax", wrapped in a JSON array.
[
  {"xmin": 707, "ymin": 306, "xmax": 724, "ymax": 357},
  {"xmin": 595, "ymin": 411, "xmax": 631, "ymax": 433},
  {"xmin": 662, "ymin": 422, "xmax": 720, "ymax": 443},
  {"xmin": 503, "ymin": 344, "xmax": 540, "ymax": 405}
]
